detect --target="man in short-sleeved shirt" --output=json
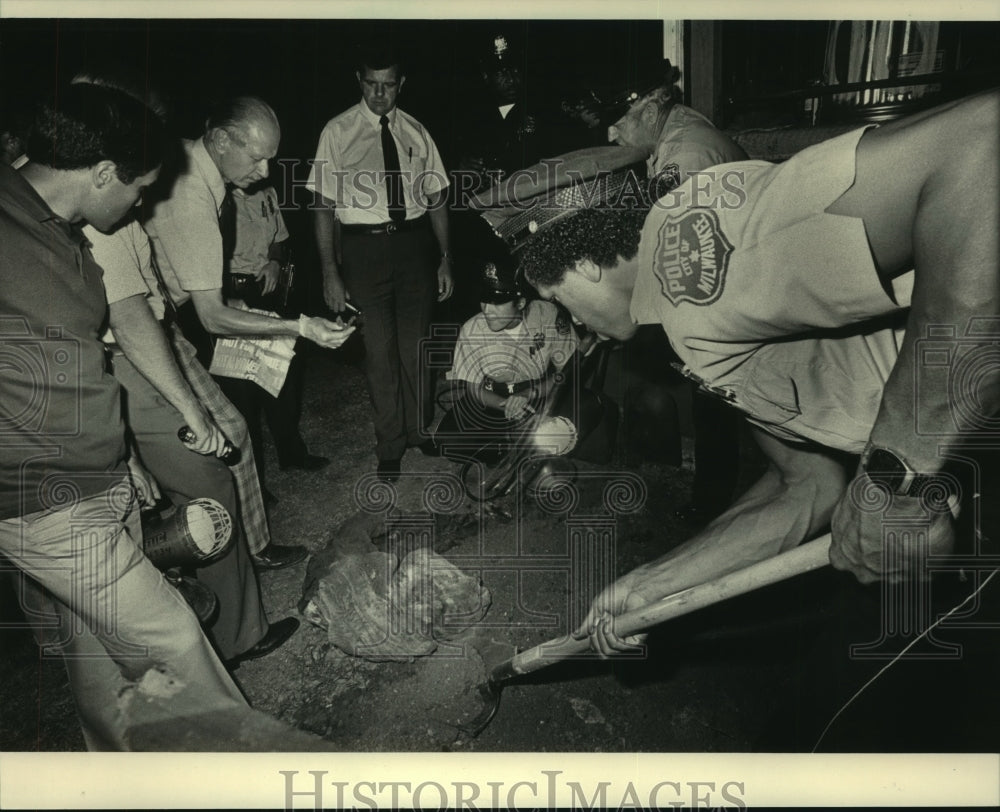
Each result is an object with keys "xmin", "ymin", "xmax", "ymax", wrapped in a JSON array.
[
  {"xmin": 308, "ymin": 46, "xmax": 454, "ymax": 481},
  {"xmin": 230, "ymin": 183, "xmax": 288, "ymax": 278},
  {"xmin": 609, "ymin": 80, "xmax": 750, "ymax": 519},
  {"xmin": 431, "ymin": 232, "xmax": 616, "ymax": 466},
  {"xmin": 145, "ymin": 136, "xmax": 230, "ymax": 305},
  {"xmin": 221, "ymin": 182, "xmax": 328, "ymax": 478},
  {"xmin": 608, "ymin": 83, "xmax": 748, "ymax": 196},
  {"xmin": 90, "ymin": 218, "xmax": 299, "ymax": 663},
  {"xmin": 0, "ymin": 80, "xmax": 245, "ymax": 750},
  {"xmin": 516, "ymin": 92, "xmax": 998, "ymax": 649},
  {"xmin": 146, "ymin": 96, "xmax": 352, "ymax": 570},
  {"xmin": 448, "ymin": 299, "xmax": 578, "ymax": 390},
  {"xmin": 630, "ymin": 125, "xmax": 907, "ymax": 453}
]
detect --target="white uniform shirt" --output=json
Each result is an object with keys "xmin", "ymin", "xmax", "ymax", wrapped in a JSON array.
[
  {"xmin": 144, "ymin": 137, "xmax": 227, "ymax": 306},
  {"xmin": 305, "ymin": 102, "xmax": 448, "ymax": 225},
  {"xmin": 648, "ymin": 103, "xmax": 748, "ymax": 194},
  {"xmin": 229, "ymin": 185, "xmax": 289, "ymax": 276},
  {"xmin": 448, "ymin": 300, "xmax": 578, "ymax": 386},
  {"xmin": 631, "ymin": 126, "xmax": 914, "ymax": 453}
]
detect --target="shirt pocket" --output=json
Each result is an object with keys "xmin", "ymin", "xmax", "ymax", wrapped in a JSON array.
[
  {"xmin": 740, "ymin": 338, "xmax": 880, "ymax": 452},
  {"xmin": 402, "ymin": 141, "xmax": 428, "ymax": 175},
  {"xmin": 402, "ymin": 143, "xmax": 432, "ymax": 199},
  {"xmin": 739, "ymin": 357, "xmax": 802, "ymax": 429},
  {"xmin": 335, "ymin": 141, "xmax": 384, "ymax": 208}
]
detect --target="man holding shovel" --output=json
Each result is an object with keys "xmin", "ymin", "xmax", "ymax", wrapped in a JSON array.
[{"xmin": 478, "ymin": 90, "xmax": 998, "ymax": 656}]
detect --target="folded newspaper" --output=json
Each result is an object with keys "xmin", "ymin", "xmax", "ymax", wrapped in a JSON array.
[{"xmin": 208, "ymin": 305, "xmax": 296, "ymax": 397}]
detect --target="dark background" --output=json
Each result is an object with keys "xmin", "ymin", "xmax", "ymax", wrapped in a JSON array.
[
  {"xmin": 5, "ymin": 18, "xmax": 999, "ymax": 157},
  {"xmin": 4, "ymin": 17, "xmax": 998, "ymax": 267},
  {"xmin": 0, "ymin": 17, "xmax": 663, "ymax": 315},
  {"xmin": 0, "ymin": 18, "xmax": 663, "ymax": 170}
]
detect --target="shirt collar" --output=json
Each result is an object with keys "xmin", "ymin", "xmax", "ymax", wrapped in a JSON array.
[
  {"xmin": 358, "ymin": 100, "xmax": 397, "ymax": 129},
  {"xmin": 192, "ymin": 136, "xmax": 227, "ymax": 210},
  {"xmin": 0, "ymin": 162, "xmax": 74, "ymax": 227}
]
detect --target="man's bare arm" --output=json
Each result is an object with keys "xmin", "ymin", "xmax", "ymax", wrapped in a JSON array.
[
  {"xmin": 828, "ymin": 90, "xmax": 1000, "ymax": 472},
  {"xmin": 827, "ymin": 91, "xmax": 998, "ymax": 581},
  {"xmin": 313, "ymin": 192, "xmax": 347, "ymax": 312},
  {"xmin": 427, "ymin": 189, "xmax": 454, "ymax": 302},
  {"xmin": 574, "ymin": 428, "xmax": 848, "ymax": 655}
]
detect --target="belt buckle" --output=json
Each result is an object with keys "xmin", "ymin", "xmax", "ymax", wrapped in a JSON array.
[{"xmin": 386, "ymin": 222, "xmax": 398, "ymax": 235}]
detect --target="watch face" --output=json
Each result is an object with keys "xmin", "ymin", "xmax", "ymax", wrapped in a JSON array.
[{"xmin": 864, "ymin": 448, "xmax": 908, "ymax": 491}]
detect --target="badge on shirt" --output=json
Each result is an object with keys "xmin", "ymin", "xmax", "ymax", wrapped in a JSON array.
[
  {"xmin": 652, "ymin": 208, "xmax": 733, "ymax": 307},
  {"xmin": 650, "ymin": 163, "xmax": 682, "ymax": 199}
]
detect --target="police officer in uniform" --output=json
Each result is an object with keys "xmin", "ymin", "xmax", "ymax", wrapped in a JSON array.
[{"xmin": 432, "ymin": 224, "xmax": 614, "ymax": 467}]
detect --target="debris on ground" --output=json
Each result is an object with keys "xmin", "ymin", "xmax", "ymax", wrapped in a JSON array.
[{"xmin": 299, "ymin": 511, "xmax": 492, "ymax": 662}]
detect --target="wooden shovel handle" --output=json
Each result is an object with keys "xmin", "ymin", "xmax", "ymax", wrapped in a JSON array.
[{"xmin": 502, "ymin": 533, "xmax": 833, "ymax": 679}]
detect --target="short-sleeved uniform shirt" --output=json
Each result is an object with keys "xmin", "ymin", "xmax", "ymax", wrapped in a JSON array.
[
  {"xmin": 0, "ymin": 165, "xmax": 126, "ymax": 518},
  {"xmin": 447, "ymin": 300, "xmax": 578, "ymax": 387},
  {"xmin": 305, "ymin": 102, "xmax": 448, "ymax": 225},
  {"xmin": 648, "ymin": 103, "xmax": 749, "ymax": 194},
  {"xmin": 229, "ymin": 185, "xmax": 288, "ymax": 276},
  {"xmin": 631, "ymin": 125, "xmax": 912, "ymax": 453},
  {"xmin": 144, "ymin": 137, "xmax": 227, "ymax": 306}
]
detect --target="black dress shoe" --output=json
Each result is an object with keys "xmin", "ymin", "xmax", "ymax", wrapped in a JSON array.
[
  {"xmin": 279, "ymin": 453, "xmax": 331, "ymax": 472},
  {"xmin": 251, "ymin": 543, "xmax": 308, "ymax": 570},
  {"xmin": 376, "ymin": 458, "xmax": 401, "ymax": 482},
  {"xmin": 165, "ymin": 571, "xmax": 218, "ymax": 625},
  {"xmin": 227, "ymin": 617, "xmax": 299, "ymax": 667}
]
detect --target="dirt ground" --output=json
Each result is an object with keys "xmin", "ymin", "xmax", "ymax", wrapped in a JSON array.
[{"xmin": 3, "ymin": 339, "xmax": 1000, "ymax": 754}]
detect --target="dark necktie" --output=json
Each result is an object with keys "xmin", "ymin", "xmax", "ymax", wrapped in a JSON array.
[
  {"xmin": 218, "ymin": 185, "xmax": 237, "ymax": 272},
  {"xmin": 379, "ymin": 115, "xmax": 406, "ymax": 223}
]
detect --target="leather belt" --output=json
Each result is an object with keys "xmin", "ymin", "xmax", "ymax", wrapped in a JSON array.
[{"xmin": 340, "ymin": 214, "xmax": 428, "ymax": 236}]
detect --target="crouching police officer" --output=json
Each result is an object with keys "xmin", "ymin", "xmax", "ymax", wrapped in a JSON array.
[{"xmin": 430, "ymin": 223, "xmax": 617, "ymax": 467}]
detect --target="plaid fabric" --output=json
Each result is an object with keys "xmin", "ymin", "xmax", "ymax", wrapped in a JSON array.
[{"xmin": 169, "ymin": 324, "xmax": 270, "ymax": 555}]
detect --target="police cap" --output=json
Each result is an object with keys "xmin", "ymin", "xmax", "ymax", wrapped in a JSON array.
[
  {"xmin": 462, "ymin": 211, "xmax": 522, "ymax": 303},
  {"xmin": 470, "ymin": 144, "xmax": 650, "ymax": 253}
]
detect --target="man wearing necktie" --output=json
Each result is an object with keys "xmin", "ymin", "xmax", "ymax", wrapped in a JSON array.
[{"xmin": 308, "ymin": 44, "xmax": 454, "ymax": 482}]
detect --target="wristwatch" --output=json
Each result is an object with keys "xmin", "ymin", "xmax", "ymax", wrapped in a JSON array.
[{"xmin": 860, "ymin": 445, "xmax": 942, "ymax": 497}]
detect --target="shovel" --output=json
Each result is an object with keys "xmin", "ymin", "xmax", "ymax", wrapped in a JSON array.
[{"xmin": 459, "ymin": 532, "xmax": 833, "ymax": 737}]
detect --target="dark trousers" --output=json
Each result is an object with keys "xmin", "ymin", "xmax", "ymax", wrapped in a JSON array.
[
  {"xmin": 341, "ymin": 226, "xmax": 437, "ymax": 461},
  {"xmin": 215, "ymin": 349, "xmax": 308, "ymax": 489}
]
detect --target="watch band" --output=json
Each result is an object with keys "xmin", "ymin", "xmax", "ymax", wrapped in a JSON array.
[{"xmin": 861, "ymin": 445, "xmax": 952, "ymax": 499}]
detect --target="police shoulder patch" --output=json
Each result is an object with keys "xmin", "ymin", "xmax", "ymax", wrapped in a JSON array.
[{"xmin": 652, "ymin": 208, "xmax": 733, "ymax": 307}]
